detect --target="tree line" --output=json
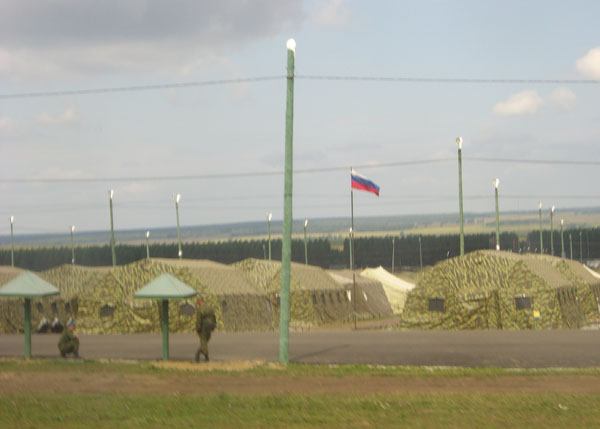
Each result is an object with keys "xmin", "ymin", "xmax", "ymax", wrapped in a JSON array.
[{"xmin": 1, "ymin": 229, "xmax": 598, "ymax": 272}]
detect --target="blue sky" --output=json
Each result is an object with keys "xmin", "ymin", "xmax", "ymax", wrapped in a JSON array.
[{"xmin": 1, "ymin": 0, "xmax": 599, "ymax": 236}]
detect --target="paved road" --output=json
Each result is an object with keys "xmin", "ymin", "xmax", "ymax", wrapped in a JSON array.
[{"xmin": 1, "ymin": 329, "xmax": 599, "ymax": 368}]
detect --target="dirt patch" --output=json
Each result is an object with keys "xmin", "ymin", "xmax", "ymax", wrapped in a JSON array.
[{"xmin": 1, "ymin": 365, "xmax": 600, "ymax": 395}]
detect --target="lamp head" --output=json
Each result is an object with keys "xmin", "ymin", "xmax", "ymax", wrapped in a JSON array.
[
  {"xmin": 304, "ymin": 219, "xmax": 308, "ymax": 228},
  {"xmin": 267, "ymin": 213, "xmax": 272, "ymax": 222},
  {"xmin": 286, "ymin": 38, "xmax": 296, "ymax": 53},
  {"xmin": 71, "ymin": 225, "xmax": 75, "ymax": 233},
  {"xmin": 493, "ymin": 178, "xmax": 499, "ymax": 189},
  {"xmin": 455, "ymin": 137, "xmax": 463, "ymax": 149},
  {"xmin": 561, "ymin": 219, "xmax": 564, "ymax": 226},
  {"xmin": 146, "ymin": 230, "xmax": 150, "ymax": 238},
  {"xmin": 109, "ymin": 189, "xmax": 114, "ymax": 200},
  {"xmin": 538, "ymin": 202, "xmax": 542, "ymax": 210},
  {"xmin": 10, "ymin": 216, "xmax": 14, "ymax": 224},
  {"xmin": 551, "ymin": 205, "xmax": 555, "ymax": 213},
  {"xmin": 175, "ymin": 193, "xmax": 181, "ymax": 204}
]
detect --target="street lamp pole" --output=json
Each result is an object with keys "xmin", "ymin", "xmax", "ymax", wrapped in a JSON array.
[
  {"xmin": 580, "ymin": 231, "xmax": 583, "ymax": 263},
  {"xmin": 9, "ymin": 216, "xmax": 14, "ymax": 267},
  {"xmin": 391, "ymin": 237, "xmax": 395, "ymax": 273},
  {"xmin": 494, "ymin": 178, "xmax": 500, "ymax": 251},
  {"xmin": 267, "ymin": 213, "xmax": 272, "ymax": 261},
  {"xmin": 419, "ymin": 236, "xmax": 423, "ymax": 275},
  {"xmin": 550, "ymin": 206, "xmax": 555, "ymax": 256},
  {"xmin": 456, "ymin": 137, "xmax": 465, "ymax": 256},
  {"xmin": 560, "ymin": 219, "xmax": 565, "ymax": 258},
  {"xmin": 146, "ymin": 231, "xmax": 150, "ymax": 259},
  {"xmin": 304, "ymin": 219, "xmax": 308, "ymax": 265},
  {"xmin": 569, "ymin": 233, "xmax": 573, "ymax": 260},
  {"xmin": 538, "ymin": 202, "xmax": 543, "ymax": 254},
  {"xmin": 70, "ymin": 225, "xmax": 75, "ymax": 265},
  {"xmin": 174, "ymin": 194, "xmax": 182, "ymax": 259},
  {"xmin": 108, "ymin": 190, "xmax": 116, "ymax": 266}
]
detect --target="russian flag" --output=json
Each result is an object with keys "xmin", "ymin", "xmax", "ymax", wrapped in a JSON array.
[{"xmin": 351, "ymin": 169, "xmax": 380, "ymax": 196}]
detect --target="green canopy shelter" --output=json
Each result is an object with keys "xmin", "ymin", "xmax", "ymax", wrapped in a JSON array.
[
  {"xmin": 0, "ymin": 271, "xmax": 60, "ymax": 359},
  {"xmin": 134, "ymin": 273, "xmax": 197, "ymax": 360}
]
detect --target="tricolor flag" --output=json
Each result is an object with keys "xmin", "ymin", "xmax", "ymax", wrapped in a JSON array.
[{"xmin": 351, "ymin": 169, "xmax": 380, "ymax": 196}]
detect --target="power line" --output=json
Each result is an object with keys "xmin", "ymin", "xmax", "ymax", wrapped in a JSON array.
[
  {"xmin": 2, "ymin": 156, "xmax": 598, "ymax": 184},
  {"xmin": 2, "ymin": 74, "xmax": 599, "ymax": 100},
  {"xmin": 0, "ymin": 76, "xmax": 284, "ymax": 99},
  {"xmin": 296, "ymin": 75, "xmax": 600, "ymax": 85}
]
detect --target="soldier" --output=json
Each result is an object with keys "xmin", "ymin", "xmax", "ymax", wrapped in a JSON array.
[
  {"xmin": 58, "ymin": 319, "xmax": 80, "ymax": 358},
  {"xmin": 195, "ymin": 297, "xmax": 216, "ymax": 362}
]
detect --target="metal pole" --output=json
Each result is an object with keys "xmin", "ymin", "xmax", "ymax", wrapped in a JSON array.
[
  {"xmin": 109, "ymin": 190, "xmax": 116, "ymax": 266},
  {"xmin": 161, "ymin": 299, "xmax": 169, "ymax": 361},
  {"xmin": 70, "ymin": 225, "xmax": 75, "ymax": 264},
  {"xmin": 175, "ymin": 194, "xmax": 182, "ymax": 259},
  {"xmin": 10, "ymin": 216, "xmax": 14, "ymax": 267},
  {"xmin": 24, "ymin": 298, "xmax": 31, "ymax": 359},
  {"xmin": 560, "ymin": 219, "xmax": 565, "ymax": 258},
  {"xmin": 550, "ymin": 206, "xmax": 555, "ymax": 256},
  {"xmin": 580, "ymin": 231, "xmax": 583, "ymax": 263},
  {"xmin": 391, "ymin": 237, "xmax": 395, "ymax": 273},
  {"xmin": 569, "ymin": 233, "xmax": 573, "ymax": 260},
  {"xmin": 419, "ymin": 236, "xmax": 423, "ymax": 273},
  {"xmin": 350, "ymin": 175, "xmax": 357, "ymax": 330},
  {"xmin": 267, "ymin": 213, "xmax": 272, "ymax": 261},
  {"xmin": 538, "ymin": 202, "xmax": 543, "ymax": 254},
  {"xmin": 494, "ymin": 178, "xmax": 500, "ymax": 251},
  {"xmin": 456, "ymin": 137, "xmax": 464, "ymax": 256},
  {"xmin": 146, "ymin": 231, "xmax": 150, "ymax": 259},
  {"xmin": 279, "ymin": 39, "xmax": 295, "ymax": 365},
  {"xmin": 304, "ymin": 219, "xmax": 308, "ymax": 265}
]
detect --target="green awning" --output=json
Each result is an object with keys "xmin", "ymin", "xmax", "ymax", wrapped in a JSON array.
[
  {"xmin": 0, "ymin": 271, "xmax": 60, "ymax": 298},
  {"xmin": 134, "ymin": 273, "xmax": 197, "ymax": 300}
]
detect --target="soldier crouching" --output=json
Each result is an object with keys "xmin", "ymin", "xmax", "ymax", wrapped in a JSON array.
[{"xmin": 58, "ymin": 319, "xmax": 80, "ymax": 358}]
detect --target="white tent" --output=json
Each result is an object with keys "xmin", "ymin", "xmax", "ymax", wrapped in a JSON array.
[{"xmin": 360, "ymin": 266, "xmax": 415, "ymax": 314}]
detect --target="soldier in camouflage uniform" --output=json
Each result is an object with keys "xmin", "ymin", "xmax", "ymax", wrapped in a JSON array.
[
  {"xmin": 195, "ymin": 297, "xmax": 216, "ymax": 362},
  {"xmin": 58, "ymin": 319, "xmax": 80, "ymax": 358}
]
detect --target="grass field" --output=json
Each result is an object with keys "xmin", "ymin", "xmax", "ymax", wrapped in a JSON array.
[{"xmin": 1, "ymin": 359, "xmax": 599, "ymax": 428}]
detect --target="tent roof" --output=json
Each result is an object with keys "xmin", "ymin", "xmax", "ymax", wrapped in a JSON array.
[
  {"xmin": 0, "ymin": 271, "xmax": 60, "ymax": 298},
  {"xmin": 361, "ymin": 266, "xmax": 415, "ymax": 292},
  {"xmin": 134, "ymin": 273, "xmax": 197, "ymax": 300}
]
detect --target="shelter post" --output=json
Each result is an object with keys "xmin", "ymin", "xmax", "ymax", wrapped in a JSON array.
[{"xmin": 24, "ymin": 298, "xmax": 31, "ymax": 359}]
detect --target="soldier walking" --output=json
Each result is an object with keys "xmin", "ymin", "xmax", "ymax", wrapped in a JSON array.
[
  {"xmin": 195, "ymin": 297, "xmax": 216, "ymax": 362},
  {"xmin": 58, "ymin": 318, "xmax": 80, "ymax": 358}
]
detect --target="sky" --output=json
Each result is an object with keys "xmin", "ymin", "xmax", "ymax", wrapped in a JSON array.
[{"xmin": 1, "ymin": 0, "xmax": 600, "ymax": 236}]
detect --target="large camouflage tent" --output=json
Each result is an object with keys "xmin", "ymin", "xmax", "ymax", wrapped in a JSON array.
[
  {"xmin": 360, "ymin": 266, "xmax": 415, "ymax": 314},
  {"xmin": 0, "ymin": 265, "xmax": 25, "ymax": 333},
  {"xmin": 235, "ymin": 258, "xmax": 353, "ymax": 329},
  {"xmin": 402, "ymin": 250, "xmax": 598, "ymax": 329},
  {"xmin": 327, "ymin": 269, "xmax": 394, "ymax": 319}
]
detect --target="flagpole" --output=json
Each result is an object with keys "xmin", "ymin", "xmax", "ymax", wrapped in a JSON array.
[{"xmin": 350, "ymin": 167, "xmax": 357, "ymax": 330}]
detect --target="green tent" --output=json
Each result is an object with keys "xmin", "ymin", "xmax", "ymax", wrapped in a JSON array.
[
  {"xmin": 0, "ymin": 271, "xmax": 59, "ymax": 358},
  {"xmin": 134, "ymin": 273, "xmax": 197, "ymax": 360}
]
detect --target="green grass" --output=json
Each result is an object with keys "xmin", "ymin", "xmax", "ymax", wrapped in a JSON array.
[
  {"xmin": 2, "ymin": 358, "xmax": 600, "ymax": 377},
  {"xmin": 1, "ymin": 392, "xmax": 599, "ymax": 428}
]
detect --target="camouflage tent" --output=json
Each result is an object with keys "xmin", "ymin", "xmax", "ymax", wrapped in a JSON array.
[
  {"xmin": 402, "ymin": 250, "xmax": 595, "ymax": 330},
  {"xmin": 0, "ymin": 266, "xmax": 24, "ymax": 333},
  {"xmin": 235, "ymin": 258, "xmax": 353, "ymax": 329},
  {"xmin": 327, "ymin": 269, "xmax": 393, "ymax": 319}
]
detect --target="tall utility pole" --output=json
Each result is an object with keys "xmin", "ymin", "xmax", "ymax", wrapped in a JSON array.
[
  {"xmin": 146, "ymin": 231, "xmax": 150, "ymax": 259},
  {"xmin": 493, "ymin": 178, "xmax": 500, "ymax": 251},
  {"xmin": 174, "ymin": 194, "xmax": 182, "ymax": 259},
  {"xmin": 550, "ymin": 206, "xmax": 555, "ymax": 256},
  {"xmin": 304, "ymin": 219, "xmax": 308, "ymax": 265},
  {"xmin": 569, "ymin": 233, "xmax": 573, "ymax": 260},
  {"xmin": 419, "ymin": 236, "xmax": 423, "ymax": 275},
  {"xmin": 560, "ymin": 219, "xmax": 565, "ymax": 258},
  {"xmin": 391, "ymin": 237, "xmax": 395, "ymax": 273},
  {"xmin": 108, "ymin": 190, "xmax": 116, "ymax": 266},
  {"xmin": 279, "ymin": 38, "xmax": 295, "ymax": 365},
  {"xmin": 538, "ymin": 202, "xmax": 543, "ymax": 254},
  {"xmin": 267, "ymin": 213, "xmax": 272, "ymax": 261},
  {"xmin": 456, "ymin": 137, "xmax": 464, "ymax": 256},
  {"xmin": 9, "ymin": 216, "xmax": 14, "ymax": 267},
  {"xmin": 580, "ymin": 230, "xmax": 583, "ymax": 263},
  {"xmin": 70, "ymin": 225, "xmax": 75, "ymax": 264}
]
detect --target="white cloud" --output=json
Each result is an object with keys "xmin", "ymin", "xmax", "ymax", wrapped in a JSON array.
[
  {"xmin": 0, "ymin": 116, "xmax": 19, "ymax": 136},
  {"xmin": 549, "ymin": 87, "xmax": 576, "ymax": 110},
  {"xmin": 493, "ymin": 91, "xmax": 543, "ymax": 116},
  {"xmin": 576, "ymin": 47, "xmax": 600, "ymax": 79},
  {"xmin": 37, "ymin": 107, "xmax": 79, "ymax": 125},
  {"xmin": 313, "ymin": 0, "xmax": 351, "ymax": 27}
]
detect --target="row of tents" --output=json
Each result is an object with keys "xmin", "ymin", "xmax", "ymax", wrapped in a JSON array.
[{"xmin": 0, "ymin": 258, "xmax": 409, "ymax": 335}]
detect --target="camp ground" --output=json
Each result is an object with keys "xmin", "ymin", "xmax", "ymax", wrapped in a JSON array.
[
  {"xmin": 402, "ymin": 250, "xmax": 600, "ymax": 330},
  {"xmin": 360, "ymin": 266, "xmax": 415, "ymax": 314},
  {"xmin": 327, "ymin": 269, "xmax": 393, "ymax": 319}
]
